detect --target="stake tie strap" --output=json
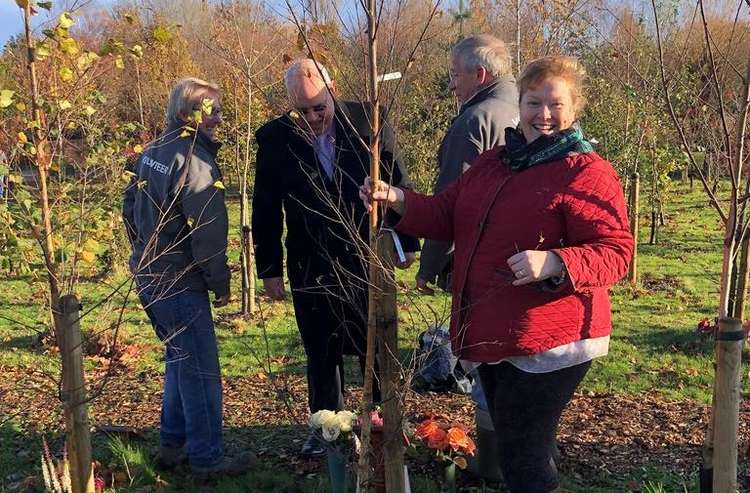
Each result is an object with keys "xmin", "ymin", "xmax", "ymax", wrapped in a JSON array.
[
  {"xmin": 715, "ymin": 316, "xmax": 746, "ymax": 341},
  {"xmin": 380, "ymin": 227, "xmax": 406, "ymax": 264},
  {"xmin": 715, "ymin": 330, "xmax": 746, "ymax": 341}
]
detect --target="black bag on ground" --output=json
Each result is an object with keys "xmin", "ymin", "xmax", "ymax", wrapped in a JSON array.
[{"xmin": 412, "ymin": 326, "xmax": 472, "ymax": 394}]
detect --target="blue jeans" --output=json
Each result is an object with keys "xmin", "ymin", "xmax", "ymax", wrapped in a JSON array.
[{"xmin": 139, "ymin": 288, "xmax": 224, "ymax": 467}]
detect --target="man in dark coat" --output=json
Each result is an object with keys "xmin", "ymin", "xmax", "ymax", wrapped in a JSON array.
[
  {"xmin": 416, "ymin": 34, "xmax": 519, "ymax": 293},
  {"xmin": 252, "ymin": 59, "xmax": 418, "ymax": 456}
]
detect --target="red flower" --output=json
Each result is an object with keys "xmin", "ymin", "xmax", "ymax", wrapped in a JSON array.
[
  {"xmin": 415, "ymin": 419, "xmax": 440, "ymax": 440},
  {"xmin": 446, "ymin": 426, "xmax": 476, "ymax": 455},
  {"xmin": 416, "ymin": 419, "xmax": 450, "ymax": 450},
  {"xmin": 696, "ymin": 318, "xmax": 713, "ymax": 334},
  {"xmin": 426, "ymin": 427, "xmax": 448, "ymax": 450}
]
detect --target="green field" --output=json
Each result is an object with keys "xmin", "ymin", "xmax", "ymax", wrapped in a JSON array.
[{"xmin": 1, "ymin": 183, "xmax": 747, "ymax": 492}]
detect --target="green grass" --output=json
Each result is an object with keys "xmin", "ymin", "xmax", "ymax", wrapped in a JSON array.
[{"xmin": 0, "ymin": 183, "xmax": 745, "ymax": 492}]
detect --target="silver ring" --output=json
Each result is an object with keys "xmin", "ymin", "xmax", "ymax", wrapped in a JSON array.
[{"xmin": 516, "ymin": 269, "xmax": 525, "ymax": 278}]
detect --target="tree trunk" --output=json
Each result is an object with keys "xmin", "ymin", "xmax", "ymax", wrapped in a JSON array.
[
  {"xmin": 358, "ymin": 1, "xmax": 381, "ymax": 488},
  {"xmin": 515, "ymin": 0, "xmax": 521, "ymax": 74},
  {"xmin": 22, "ymin": 3, "xmax": 60, "ymax": 327},
  {"xmin": 733, "ymin": 234, "xmax": 750, "ymax": 320},
  {"xmin": 240, "ymin": 72, "xmax": 256, "ymax": 315},
  {"xmin": 134, "ymin": 61, "xmax": 145, "ymax": 127}
]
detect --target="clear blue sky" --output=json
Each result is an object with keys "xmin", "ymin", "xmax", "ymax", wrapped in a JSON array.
[
  {"xmin": 0, "ymin": 2, "xmax": 70, "ymax": 47},
  {"xmin": 0, "ymin": 1, "xmax": 114, "ymax": 48},
  {"xmin": 0, "ymin": 3, "xmax": 25, "ymax": 47}
]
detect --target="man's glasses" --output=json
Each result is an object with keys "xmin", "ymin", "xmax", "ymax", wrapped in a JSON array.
[{"xmin": 295, "ymin": 104, "xmax": 328, "ymax": 116}]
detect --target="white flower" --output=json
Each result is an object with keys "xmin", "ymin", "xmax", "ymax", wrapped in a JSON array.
[
  {"xmin": 336, "ymin": 411, "xmax": 356, "ymax": 433},
  {"xmin": 319, "ymin": 411, "xmax": 341, "ymax": 429},
  {"xmin": 311, "ymin": 409, "xmax": 358, "ymax": 442},
  {"xmin": 309, "ymin": 410, "xmax": 336, "ymax": 429},
  {"xmin": 322, "ymin": 424, "xmax": 341, "ymax": 442}
]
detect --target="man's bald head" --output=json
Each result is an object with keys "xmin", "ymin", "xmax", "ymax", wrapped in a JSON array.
[
  {"xmin": 284, "ymin": 59, "xmax": 336, "ymax": 136},
  {"xmin": 284, "ymin": 59, "xmax": 332, "ymax": 94}
]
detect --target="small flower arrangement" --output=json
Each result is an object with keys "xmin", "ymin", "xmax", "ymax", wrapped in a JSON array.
[
  {"xmin": 415, "ymin": 417, "xmax": 476, "ymax": 469},
  {"xmin": 309, "ymin": 409, "xmax": 358, "ymax": 443},
  {"xmin": 414, "ymin": 417, "xmax": 476, "ymax": 491},
  {"xmin": 310, "ymin": 410, "xmax": 360, "ymax": 493}
]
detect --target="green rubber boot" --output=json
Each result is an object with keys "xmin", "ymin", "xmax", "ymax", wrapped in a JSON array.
[{"xmin": 471, "ymin": 408, "xmax": 503, "ymax": 484}]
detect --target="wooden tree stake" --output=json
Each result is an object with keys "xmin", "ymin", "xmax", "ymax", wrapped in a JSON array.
[
  {"xmin": 628, "ymin": 172, "xmax": 640, "ymax": 285},
  {"xmin": 54, "ymin": 295, "xmax": 95, "ymax": 493},
  {"xmin": 376, "ymin": 233, "xmax": 405, "ymax": 492},
  {"xmin": 713, "ymin": 317, "xmax": 743, "ymax": 492}
]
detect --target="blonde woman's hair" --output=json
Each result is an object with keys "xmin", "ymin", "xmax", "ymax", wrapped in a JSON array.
[
  {"xmin": 166, "ymin": 77, "xmax": 220, "ymax": 125},
  {"xmin": 517, "ymin": 56, "xmax": 587, "ymax": 114}
]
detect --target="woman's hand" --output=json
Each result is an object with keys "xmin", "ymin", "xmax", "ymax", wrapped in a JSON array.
[
  {"xmin": 359, "ymin": 177, "xmax": 405, "ymax": 215},
  {"xmin": 507, "ymin": 250, "xmax": 564, "ymax": 286}
]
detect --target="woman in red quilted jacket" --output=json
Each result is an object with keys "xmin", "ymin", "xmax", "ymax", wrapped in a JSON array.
[{"xmin": 362, "ymin": 56, "xmax": 633, "ymax": 492}]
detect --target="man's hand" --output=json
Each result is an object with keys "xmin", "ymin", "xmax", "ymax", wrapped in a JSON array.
[
  {"xmin": 213, "ymin": 291, "xmax": 231, "ymax": 308},
  {"xmin": 507, "ymin": 250, "xmax": 563, "ymax": 286},
  {"xmin": 394, "ymin": 252, "xmax": 416, "ymax": 270},
  {"xmin": 263, "ymin": 277, "xmax": 287, "ymax": 300}
]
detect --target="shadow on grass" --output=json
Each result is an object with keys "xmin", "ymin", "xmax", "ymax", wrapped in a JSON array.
[
  {"xmin": 94, "ymin": 423, "xmax": 443, "ymax": 493},
  {"xmin": 0, "ymin": 334, "xmax": 41, "ymax": 352},
  {"xmin": 619, "ymin": 326, "xmax": 714, "ymax": 357},
  {"xmin": 8, "ymin": 420, "xmax": 746, "ymax": 492},
  {"xmin": 0, "ymin": 421, "xmax": 46, "ymax": 485}
]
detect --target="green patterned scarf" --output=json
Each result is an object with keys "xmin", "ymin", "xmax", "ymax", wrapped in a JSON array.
[{"xmin": 503, "ymin": 125, "xmax": 594, "ymax": 172}]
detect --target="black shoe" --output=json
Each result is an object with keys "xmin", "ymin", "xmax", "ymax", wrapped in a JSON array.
[
  {"xmin": 191, "ymin": 451, "xmax": 255, "ymax": 481},
  {"xmin": 300, "ymin": 433, "xmax": 326, "ymax": 457},
  {"xmin": 153, "ymin": 445, "xmax": 187, "ymax": 470}
]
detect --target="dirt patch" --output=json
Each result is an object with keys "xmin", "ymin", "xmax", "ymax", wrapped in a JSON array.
[
  {"xmin": 640, "ymin": 273, "xmax": 687, "ymax": 296},
  {"xmin": 2, "ymin": 365, "xmax": 748, "ymax": 490}
]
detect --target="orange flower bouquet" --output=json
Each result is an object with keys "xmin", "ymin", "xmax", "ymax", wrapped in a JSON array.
[{"xmin": 414, "ymin": 417, "xmax": 476, "ymax": 491}]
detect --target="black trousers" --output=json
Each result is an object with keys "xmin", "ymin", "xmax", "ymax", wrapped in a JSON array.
[
  {"xmin": 478, "ymin": 360, "xmax": 591, "ymax": 493},
  {"xmin": 290, "ymin": 263, "xmax": 381, "ymax": 413}
]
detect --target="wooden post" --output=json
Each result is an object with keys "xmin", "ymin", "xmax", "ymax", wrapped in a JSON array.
[
  {"xmin": 649, "ymin": 152, "xmax": 659, "ymax": 245},
  {"xmin": 240, "ymin": 199, "xmax": 256, "ymax": 315},
  {"xmin": 713, "ymin": 317, "xmax": 743, "ymax": 492},
  {"xmin": 54, "ymin": 295, "xmax": 95, "ymax": 493},
  {"xmin": 628, "ymin": 172, "xmax": 640, "ymax": 285},
  {"xmin": 375, "ymin": 233, "xmax": 404, "ymax": 492}
]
